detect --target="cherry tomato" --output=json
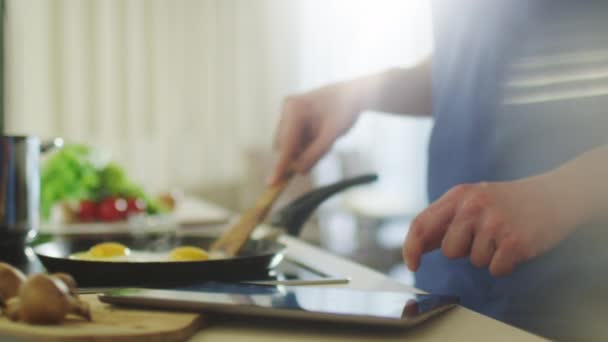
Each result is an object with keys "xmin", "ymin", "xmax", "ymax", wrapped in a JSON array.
[
  {"xmin": 157, "ymin": 193, "xmax": 177, "ymax": 210},
  {"xmin": 78, "ymin": 200, "xmax": 98, "ymax": 222},
  {"xmin": 126, "ymin": 198, "xmax": 146, "ymax": 215},
  {"xmin": 97, "ymin": 197, "xmax": 128, "ymax": 222}
]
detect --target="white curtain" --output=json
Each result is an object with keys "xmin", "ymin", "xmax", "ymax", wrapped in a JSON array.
[
  {"xmin": 5, "ymin": 0, "xmax": 432, "ymax": 210},
  {"xmin": 6, "ymin": 0, "xmax": 302, "ymax": 199}
]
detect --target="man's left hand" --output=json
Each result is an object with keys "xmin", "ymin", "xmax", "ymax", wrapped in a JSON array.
[{"xmin": 402, "ymin": 178, "xmax": 575, "ymax": 276}]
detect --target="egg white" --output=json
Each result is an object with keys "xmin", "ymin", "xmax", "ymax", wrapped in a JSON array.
[
  {"xmin": 69, "ymin": 249, "xmax": 219, "ymax": 262},
  {"xmin": 69, "ymin": 250, "xmax": 174, "ymax": 262}
]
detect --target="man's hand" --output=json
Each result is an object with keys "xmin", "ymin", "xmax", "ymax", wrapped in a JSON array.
[
  {"xmin": 270, "ymin": 83, "xmax": 364, "ymax": 185},
  {"xmin": 270, "ymin": 64, "xmax": 433, "ymax": 185},
  {"xmin": 403, "ymin": 178, "xmax": 578, "ymax": 276}
]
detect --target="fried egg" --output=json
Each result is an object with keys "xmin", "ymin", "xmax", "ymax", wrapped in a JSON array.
[
  {"xmin": 69, "ymin": 242, "xmax": 212, "ymax": 262},
  {"xmin": 169, "ymin": 246, "xmax": 209, "ymax": 261},
  {"xmin": 89, "ymin": 242, "xmax": 130, "ymax": 258}
]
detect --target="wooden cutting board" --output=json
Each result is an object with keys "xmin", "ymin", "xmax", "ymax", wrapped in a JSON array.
[{"xmin": 0, "ymin": 294, "xmax": 203, "ymax": 342}]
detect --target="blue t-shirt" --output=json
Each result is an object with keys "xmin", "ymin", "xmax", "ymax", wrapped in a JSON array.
[{"xmin": 422, "ymin": 0, "xmax": 608, "ymax": 338}]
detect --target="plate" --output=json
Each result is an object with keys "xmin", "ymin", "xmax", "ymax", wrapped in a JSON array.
[
  {"xmin": 40, "ymin": 196, "xmax": 232, "ymax": 235},
  {"xmin": 40, "ymin": 215, "xmax": 179, "ymax": 235}
]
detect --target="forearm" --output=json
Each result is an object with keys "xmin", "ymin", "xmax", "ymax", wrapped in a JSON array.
[
  {"xmin": 361, "ymin": 60, "xmax": 432, "ymax": 116},
  {"xmin": 538, "ymin": 146, "xmax": 608, "ymax": 228},
  {"xmin": 322, "ymin": 58, "xmax": 433, "ymax": 117}
]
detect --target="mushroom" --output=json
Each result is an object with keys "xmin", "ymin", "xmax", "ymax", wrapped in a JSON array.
[
  {"xmin": 4, "ymin": 297, "xmax": 21, "ymax": 321},
  {"xmin": 51, "ymin": 273, "xmax": 79, "ymax": 298},
  {"xmin": 0, "ymin": 262, "xmax": 26, "ymax": 308},
  {"xmin": 11, "ymin": 274, "xmax": 91, "ymax": 324}
]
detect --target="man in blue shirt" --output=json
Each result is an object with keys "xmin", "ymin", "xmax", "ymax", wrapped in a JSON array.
[{"xmin": 271, "ymin": 1, "xmax": 608, "ymax": 339}]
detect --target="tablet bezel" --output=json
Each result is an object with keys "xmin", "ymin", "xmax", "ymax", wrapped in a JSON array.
[{"xmin": 99, "ymin": 285, "xmax": 459, "ymax": 328}]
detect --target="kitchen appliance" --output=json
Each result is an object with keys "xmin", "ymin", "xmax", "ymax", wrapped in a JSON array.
[
  {"xmin": 0, "ymin": 136, "xmax": 62, "ymax": 258},
  {"xmin": 34, "ymin": 174, "xmax": 377, "ymax": 286}
]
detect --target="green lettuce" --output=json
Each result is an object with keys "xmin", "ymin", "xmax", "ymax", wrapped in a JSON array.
[{"xmin": 41, "ymin": 144, "xmax": 164, "ymax": 220}]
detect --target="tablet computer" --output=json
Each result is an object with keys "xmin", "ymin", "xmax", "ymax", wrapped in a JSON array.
[{"xmin": 99, "ymin": 282, "xmax": 458, "ymax": 328}]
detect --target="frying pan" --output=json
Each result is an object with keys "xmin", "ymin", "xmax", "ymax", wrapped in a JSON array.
[{"xmin": 34, "ymin": 174, "xmax": 378, "ymax": 287}]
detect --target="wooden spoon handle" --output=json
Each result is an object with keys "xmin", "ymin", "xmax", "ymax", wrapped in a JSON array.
[{"xmin": 210, "ymin": 176, "xmax": 291, "ymax": 256}]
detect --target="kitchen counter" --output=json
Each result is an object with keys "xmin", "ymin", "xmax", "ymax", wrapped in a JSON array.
[
  {"xmin": 188, "ymin": 235, "xmax": 547, "ymax": 341},
  {"xmin": 3, "ymin": 195, "xmax": 547, "ymax": 341}
]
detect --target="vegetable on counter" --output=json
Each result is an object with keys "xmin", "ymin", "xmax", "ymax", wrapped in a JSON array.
[
  {"xmin": 6, "ymin": 274, "xmax": 89, "ymax": 324},
  {"xmin": 0, "ymin": 262, "xmax": 26, "ymax": 308},
  {"xmin": 0, "ymin": 263, "xmax": 91, "ymax": 325},
  {"xmin": 41, "ymin": 144, "xmax": 171, "ymax": 223}
]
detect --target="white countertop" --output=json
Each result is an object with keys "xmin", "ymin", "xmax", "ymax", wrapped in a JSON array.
[{"xmin": 189, "ymin": 235, "xmax": 547, "ymax": 341}]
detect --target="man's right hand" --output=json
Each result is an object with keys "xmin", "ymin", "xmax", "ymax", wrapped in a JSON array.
[
  {"xmin": 270, "ymin": 82, "xmax": 364, "ymax": 184},
  {"xmin": 269, "ymin": 64, "xmax": 432, "ymax": 184}
]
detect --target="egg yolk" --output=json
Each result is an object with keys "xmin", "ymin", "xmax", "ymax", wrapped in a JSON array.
[
  {"xmin": 169, "ymin": 246, "xmax": 209, "ymax": 261},
  {"xmin": 88, "ymin": 242, "xmax": 130, "ymax": 258}
]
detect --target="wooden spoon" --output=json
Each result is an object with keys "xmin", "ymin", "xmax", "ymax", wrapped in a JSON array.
[{"xmin": 210, "ymin": 175, "xmax": 292, "ymax": 257}]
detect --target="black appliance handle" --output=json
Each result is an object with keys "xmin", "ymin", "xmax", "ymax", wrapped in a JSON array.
[
  {"xmin": 272, "ymin": 173, "xmax": 378, "ymax": 237},
  {"xmin": 40, "ymin": 137, "xmax": 64, "ymax": 153}
]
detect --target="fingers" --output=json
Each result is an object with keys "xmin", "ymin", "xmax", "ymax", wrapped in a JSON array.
[
  {"xmin": 403, "ymin": 196, "xmax": 460, "ymax": 271},
  {"xmin": 470, "ymin": 215, "xmax": 501, "ymax": 267},
  {"xmin": 441, "ymin": 219, "xmax": 474, "ymax": 259},
  {"xmin": 271, "ymin": 125, "xmax": 302, "ymax": 184},
  {"xmin": 489, "ymin": 245, "xmax": 516, "ymax": 276},
  {"xmin": 272, "ymin": 114, "xmax": 287, "ymax": 150},
  {"xmin": 291, "ymin": 127, "xmax": 335, "ymax": 174},
  {"xmin": 270, "ymin": 99, "xmax": 307, "ymax": 185},
  {"xmin": 489, "ymin": 238, "xmax": 524, "ymax": 276},
  {"xmin": 403, "ymin": 182, "xmax": 535, "ymax": 277},
  {"xmin": 403, "ymin": 185, "xmax": 474, "ymax": 271},
  {"xmin": 272, "ymin": 121, "xmax": 338, "ymax": 183},
  {"xmin": 470, "ymin": 233, "xmax": 496, "ymax": 268},
  {"xmin": 441, "ymin": 195, "xmax": 487, "ymax": 260},
  {"xmin": 271, "ymin": 87, "xmax": 359, "ymax": 184}
]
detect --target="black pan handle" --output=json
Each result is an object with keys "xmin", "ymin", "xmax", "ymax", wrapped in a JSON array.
[{"xmin": 271, "ymin": 173, "xmax": 378, "ymax": 236}]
